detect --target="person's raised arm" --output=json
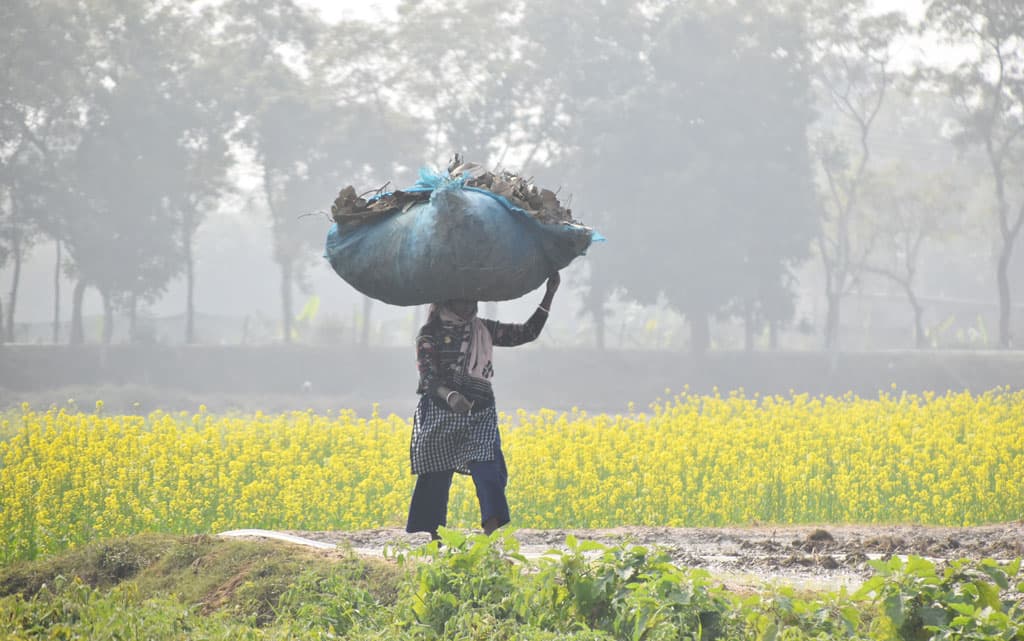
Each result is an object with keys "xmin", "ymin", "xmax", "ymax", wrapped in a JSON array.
[
  {"xmin": 488, "ymin": 273, "xmax": 560, "ymax": 347},
  {"xmin": 538, "ymin": 271, "xmax": 559, "ymax": 313}
]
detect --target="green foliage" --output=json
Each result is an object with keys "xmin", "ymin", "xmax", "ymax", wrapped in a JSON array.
[
  {"xmin": 392, "ymin": 529, "xmax": 739, "ymax": 640},
  {"xmin": 555, "ymin": 0, "xmax": 819, "ymax": 350},
  {"xmin": 0, "ymin": 533, "xmax": 174, "ymax": 598},
  {"xmin": 393, "ymin": 529, "xmax": 525, "ymax": 639},
  {"xmin": 1, "ymin": 533, "xmax": 1022, "ymax": 640},
  {"xmin": 273, "ymin": 566, "xmax": 387, "ymax": 637},
  {"xmin": 855, "ymin": 556, "xmax": 1024, "ymax": 641},
  {"xmin": 0, "ymin": 575, "xmax": 260, "ymax": 640},
  {"xmin": 532, "ymin": 534, "xmax": 737, "ymax": 640},
  {"xmin": 743, "ymin": 586, "xmax": 871, "ymax": 641}
]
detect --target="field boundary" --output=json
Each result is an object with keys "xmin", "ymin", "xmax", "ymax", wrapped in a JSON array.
[{"xmin": 3, "ymin": 346, "xmax": 1023, "ymax": 415}]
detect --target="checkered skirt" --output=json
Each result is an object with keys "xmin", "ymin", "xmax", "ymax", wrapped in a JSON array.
[{"xmin": 410, "ymin": 395, "xmax": 498, "ymax": 475}]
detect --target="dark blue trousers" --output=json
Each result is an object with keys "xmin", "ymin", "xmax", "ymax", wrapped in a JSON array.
[{"xmin": 406, "ymin": 439, "xmax": 510, "ymax": 535}]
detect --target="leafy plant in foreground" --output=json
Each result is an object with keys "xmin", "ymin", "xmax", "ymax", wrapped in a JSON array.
[
  {"xmin": 742, "ymin": 585, "xmax": 871, "ymax": 641},
  {"xmin": 855, "ymin": 555, "xmax": 1024, "ymax": 640}
]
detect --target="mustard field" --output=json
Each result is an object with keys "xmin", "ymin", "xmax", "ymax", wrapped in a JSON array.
[{"xmin": 2, "ymin": 390, "xmax": 1022, "ymax": 564}]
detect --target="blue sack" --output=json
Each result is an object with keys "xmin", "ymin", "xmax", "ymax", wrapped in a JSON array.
[{"xmin": 325, "ymin": 175, "xmax": 600, "ymax": 306}]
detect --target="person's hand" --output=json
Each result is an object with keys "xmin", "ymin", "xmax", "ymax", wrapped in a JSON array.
[
  {"xmin": 545, "ymin": 272, "xmax": 561, "ymax": 296},
  {"xmin": 446, "ymin": 390, "xmax": 474, "ymax": 415}
]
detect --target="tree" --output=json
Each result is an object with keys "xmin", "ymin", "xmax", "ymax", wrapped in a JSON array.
[
  {"xmin": 178, "ymin": 127, "xmax": 232, "ymax": 345},
  {"xmin": 515, "ymin": 0, "xmax": 649, "ymax": 349},
  {"xmin": 220, "ymin": 0, "xmax": 423, "ymax": 342},
  {"xmin": 0, "ymin": 1, "xmax": 224, "ymax": 345},
  {"xmin": 925, "ymin": 0, "xmax": 1024, "ymax": 349},
  {"xmin": 170, "ymin": 8, "xmax": 236, "ymax": 345},
  {"xmin": 394, "ymin": 0, "xmax": 531, "ymax": 164},
  {"xmin": 566, "ymin": 2, "xmax": 818, "ymax": 354},
  {"xmin": 721, "ymin": 6, "xmax": 819, "ymax": 352},
  {"xmin": 0, "ymin": 0, "xmax": 88, "ymax": 342},
  {"xmin": 60, "ymin": 3, "xmax": 208, "ymax": 344},
  {"xmin": 0, "ymin": 144, "xmax": 43, "ymax": 342},
  {"xmin": 807, "ymin": 0, "xmax": 909, "ymax": 351},
  {"xmin": 66, "ymin": 79, "xmax": 187, "ymax": 343},
  {"xmin": 213, "ymin": 0, "xmax": 316, "ymax": 344},
  {"xmin": 862, "ymin": 165, "xmax": 962, "ymax": 347},
  {"xmin": 308, "ymin": 19, "xmax": 423, "ymax": 346}
]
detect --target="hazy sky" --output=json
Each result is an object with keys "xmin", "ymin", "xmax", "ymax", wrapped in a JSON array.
[
  {"xmin": 297, "ymin": 0, "xmax": 398, "ymax": 22},
  {"xmin": 296, "ymin": 0, "xmax": 938, "ymax": 69},
  {"xmin": 298, "ymin": 0, "xmax": 928, "ymax": 23}
]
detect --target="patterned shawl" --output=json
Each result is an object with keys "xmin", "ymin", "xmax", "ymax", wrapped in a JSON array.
[{"xmin": 430, "ymin": 303, "xmax": 494, "ymax": 382}]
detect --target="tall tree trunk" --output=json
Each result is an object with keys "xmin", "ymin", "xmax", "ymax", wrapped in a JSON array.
[
  {"xmin": 128, "ymin": 292, "xmax": 138, "ymax": 343},
  {"xmin": 101, "ymin": 289, "xmax": 114, "ymax": 345},
  {"xmin": 824, "ymin": 291, "xmax": 841, "ymax": 352},
  {"xmin": 70, "ymin": 279, "xmax": 86, "ymax": 345},
  {"xmin": 361, "ymin": 296, "xmax": 373, "ymax": 347},
  {"xmin": 897, "ymin": 278, "xmax": 927, "ymax": 349},
  {"xmin": 280, "ymin": 259, "xmax": 293, "ymax": 343},
  {"xmin": 689, "ymin": 312, "xmax": 711, "ymax": 356},
  {"xmin": 743, "ymin": 298, "xmax": 755, "ymax": 353},
  {"xmin": 53, "ymin": 239, "xmax": 61, "ymax": 344},
  {"xmin": 912, "ymin": 298, "xmax": 926, "ymax": 349},
  {"xmin": 5, "ymin": 251, "xmax": 20, "ymax": 343},
  {"xmin": 985, "ymin": 140, "xmax": 1022, "ymax": 349},
  {"xmin": 588, "ymin": 275, "xmax": 608, "ymax": 350},
  {"xmin": 5, "ymin": 213, "xmax": 22, "ymax": 343},
  {"xmin": 265, "ymin": 169, "xmax": 294, "ymax": 344},
  {"xmin": 997, "ymin": 246, "xmax": 1012, "ymax": 349},
  {"xmin": 769, "ymin": 319, "xmax": 779, "ymax": 350},
  {"xmin": 818, "ymin": 237, "xmax": 841, "ymax": 352},
  {"xmin": 184, "ymin": 211, "xmax": 196, "ymax": 344}
]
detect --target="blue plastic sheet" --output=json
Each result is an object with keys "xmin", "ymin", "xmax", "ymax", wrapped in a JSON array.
[{"xmin": 325, "ymin": 177, "xmax": 599, "ymax": 306}]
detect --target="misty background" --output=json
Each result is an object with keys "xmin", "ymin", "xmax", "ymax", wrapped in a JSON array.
[{"xmin": 2, "ymin": 0, "xmax": 1023, "ymax": 412}]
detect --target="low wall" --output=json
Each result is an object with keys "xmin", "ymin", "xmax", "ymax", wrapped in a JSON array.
[{"xmin": 2, "ymin": 345, "xmax": 1022, "ymax": 414}]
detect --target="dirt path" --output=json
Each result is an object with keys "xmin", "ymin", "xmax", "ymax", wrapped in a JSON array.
[{"xmin": 222, "ymin": 523, "xmax": 1023, "ymax": 593}]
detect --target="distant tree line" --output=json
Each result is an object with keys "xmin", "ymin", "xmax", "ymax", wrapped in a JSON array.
[{"xmin": 1, "ymin": 0, "xmax": 1022, "ymax": 352}]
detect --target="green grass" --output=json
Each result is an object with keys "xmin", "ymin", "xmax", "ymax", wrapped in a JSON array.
[{"xmin": 0, "ymin": 533, "xmax": 402, "ymax": 629}]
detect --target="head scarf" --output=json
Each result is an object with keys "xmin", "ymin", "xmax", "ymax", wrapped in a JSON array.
[{"xmin": 429, "ymin": 302, "xmax": 493, "ymax": 381}]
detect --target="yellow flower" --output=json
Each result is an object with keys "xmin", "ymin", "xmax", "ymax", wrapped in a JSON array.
[{"xmin": 2, "ymin": 390, "xmax": 1023, "ymax": 563}]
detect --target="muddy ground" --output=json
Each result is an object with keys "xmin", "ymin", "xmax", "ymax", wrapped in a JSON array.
[{"xmin": 280, "ymin": 523, "xmax": 1023, "ymax": 592}]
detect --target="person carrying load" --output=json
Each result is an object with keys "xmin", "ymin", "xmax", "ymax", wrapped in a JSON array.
[
  {"xmin": 323, "ymin": 156, "xmax": 600, "ymax": 538},
  {"xmin": 405, "ymin": 274, "xmax": 559, "ymax": 539}
]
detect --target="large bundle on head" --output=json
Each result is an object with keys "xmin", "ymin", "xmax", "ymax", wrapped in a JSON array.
[{"xmin": 324, "ymin": 158, "xmax": 601, "ymax": 306}]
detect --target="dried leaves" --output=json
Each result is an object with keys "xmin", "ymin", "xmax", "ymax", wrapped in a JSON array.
[
  {"xmin": 450, "ymin": 159, "xmax": 577, "ymax": 225},
  {"xmin": 330, "ymin": 157, "xmax": 578, "ymax": 226},
  {"xmin": 330, "ymin": 185, "xmax": 424, "ymax": 225}
]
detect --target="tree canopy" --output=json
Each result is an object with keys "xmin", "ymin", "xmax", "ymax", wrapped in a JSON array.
[{"xmin": 0, "ymin": 0, "xmax": 1018, "ymax": 350}]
